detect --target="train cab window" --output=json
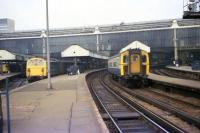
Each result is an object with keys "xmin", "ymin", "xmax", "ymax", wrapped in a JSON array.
[
  {"xmin": 132, "ymin": 55, "xmax": 139, "ymax": 61},
  {"xmin": 123, "ymin": 56, "xmax": 128, "ymax": 63},
  {"xmin": 38, "ymin": 60, "xmax": 44, "ymax": 66},
  {"xmin": 27, "ymin": 61, "xmax": 33, "ymax": 66},
  {"xmin": 142, "ymin": 55, "xmax": 146, "ymax": 62},
  {"xmin": 27, "ymin": 59, "xmax": 45, "ymax": 66}
]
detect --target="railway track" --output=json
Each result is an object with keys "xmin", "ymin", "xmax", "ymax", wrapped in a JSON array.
[
  {"xmin": 106, "ymin": 73, "xmax": 200, "ymax": 132},
  {"xmin": 0, "ymin": 74, "xmax": 28, "ymax": 91},
  {"xmin": 132, "ymin": 89, "xmax": 200, "ymax": 128},
  {"xmin": 144, "ymin": 89, "xmax": 200, "ymax": 108},
  {"xmin": 87, "ymin": 71, "xmax": 186, "ymax": 133},
  {"xmin": 9, "ymin": 78, "xmax": 27, "ymax": 89}
]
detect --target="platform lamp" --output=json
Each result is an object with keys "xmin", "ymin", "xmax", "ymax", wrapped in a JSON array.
[
  {"xmin": 73, "ymin": 51, "xmax": 77, "ymax": 66},
  {"xmin": 45, "ymin": 0, "xmax": 52, "ymax": 89},
  {"xmin": 40, "ymin": 30, "xmax": 46, "ymax": 59},
  {"xmin": 171, "ymin": 20, "xmax": 179, "ymax": 67}
]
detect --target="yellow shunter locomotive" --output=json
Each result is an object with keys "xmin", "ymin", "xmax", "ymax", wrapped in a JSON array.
[
  {"xmin": 26, "ymin": 57, "xmax": 47, "ymax": 82},
  {"xmin": 0, "ymin": 64, "xmax": 9, "ymax": 73},
  {"xmin": 108, "ymin": 41, "xmax": 150, "ymax": 87}
]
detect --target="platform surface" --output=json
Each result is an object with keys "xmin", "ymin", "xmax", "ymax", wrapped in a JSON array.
[
  {"xmin": 167, "ymin": 66, "xmax": 200, "ymax": 73},
  {"xmin": 149, "ymin": 73, "xmax": 200, "ymax": 91},
  {"xmin": 0, "ymin": 73, "xmax": 20, "ymax": 81},
  {"xmin": 2, "ymin": 74, "xmax": 109, "ymax": 133}
]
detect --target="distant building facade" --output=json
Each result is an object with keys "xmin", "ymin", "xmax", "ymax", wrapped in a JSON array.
[{"xmin": 0, "ymin": 18, "xmax": 15, "ymax": 32}]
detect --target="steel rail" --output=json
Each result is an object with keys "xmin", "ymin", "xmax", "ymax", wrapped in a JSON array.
[
  {"xmin": 106, "ymin": 74, "xmax": 186, "ymax": 133},
  {"xmin": 89, "ymin": 73, "xmax": 166, "ymax": 133},
  {"xmin": 130, "ymin": 90, "xmax": 200, "ymax": 129},
  {"xmin": 99, "ymin": 75, "xmax": 169, "ymax": 133},
  {"xmin": 89, "ymin": 78, "xmax": 123, "ymax": 133},
  {"xmin": 146, "ymin": 89, "xmax": 200, "ymax": 108}
]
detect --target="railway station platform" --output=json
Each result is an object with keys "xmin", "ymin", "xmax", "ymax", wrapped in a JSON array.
[
  {"xmin": 166, "ymin": 65, "xmax": 200, "ymax": 80},
  {"xmin": 148, "ymin": 73, "xmax": 200, "ymax": 93},
  {"xmin": 2, "ymin": 73, "xmax": 109, "ymax": 133},
  {"xmin": 166, "ymin": 66, "xmax": 200, "ymax": 73}
]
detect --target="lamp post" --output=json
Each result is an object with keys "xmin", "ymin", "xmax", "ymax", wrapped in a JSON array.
[
  {"xmin": 46, "ymin": 0, "xmax": 52, "ymax": 89},
  {"xmin": 41, "ymin": 30, "xmax": 46, "ymax": 58},
  {"xmin": 94, "ymin": 26, "xmax": 100, "ymax": 52},
  {"xmin": 73, "ymin": 51, "xmax": 77, "ymax": 66},
  {"xmin": 171, "ymin": 20, "xmax": 179, "ymax": 67}
]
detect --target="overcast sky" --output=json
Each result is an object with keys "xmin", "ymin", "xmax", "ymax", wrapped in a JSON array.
[{"xmin": 0, "ymin": 0, "xmax": 183, "ymax": 30}]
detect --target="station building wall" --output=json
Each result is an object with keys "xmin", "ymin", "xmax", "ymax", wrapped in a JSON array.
[{"xmin": 0, "ymin": 27, "xmax": 200, "ymax": 65}]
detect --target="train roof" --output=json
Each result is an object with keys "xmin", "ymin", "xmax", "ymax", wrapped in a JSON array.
[
  {"xmin": 120, "ymin": 41, "xmax": 150, "ymax": 53},
  {"xmin": 27, "ymin": 57, "xmax": 63, "ymax": 62},
  {"xmin": 27, "ymin": 57, "xmax": 45, "ymax": 60},
  {"xmin": 61, "ymin": 44, "xmax": 108, "ymax": 59}
]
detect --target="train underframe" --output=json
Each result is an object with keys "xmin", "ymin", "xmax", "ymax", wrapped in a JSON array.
[
  {"xmin": 112, "ymin": 74, "xmax": 149, "ymax": 88},
  {"xmin": 27, "ymin": 76, "xmax": 46, "ymax": 82}
]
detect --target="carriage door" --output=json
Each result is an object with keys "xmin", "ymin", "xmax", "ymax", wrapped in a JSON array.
[{"xmin": 130, "ymin": 54, "xmax": 140, "ymax": 73}]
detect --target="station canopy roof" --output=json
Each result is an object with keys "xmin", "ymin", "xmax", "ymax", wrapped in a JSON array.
[
  {"xmin": 1, "ymin": 19, "xmax": 200, "ymax": 39},
  {"xmin": 120, "ymin": 41, "xmax": 150, "ymax": 53},
  {"xmin": 61, "ymin": 44, "xmax": 108, "ymax": 59},
  {"xmin": 0, "ymin": 50, "xmax": 30, "ymax": 61}
]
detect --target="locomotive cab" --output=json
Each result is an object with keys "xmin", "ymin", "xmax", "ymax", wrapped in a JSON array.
[
  {"xmin": 26, "ymin": 58, "xmax": 47, "ymax": 82},
  {"xmin": 0, "ymin": 64, "xmax": 9, "ymax": 73},
  {"xmin": 120, "ymin": 41, "xmax": 150, "ymax": 79},
  {"xmin": 120, "ymin": 49, "xmax": 149, "ymax": 79}
]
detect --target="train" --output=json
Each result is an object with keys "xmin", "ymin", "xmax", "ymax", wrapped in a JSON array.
[
  {"xmin": 26, "ymin": 57, "xmax": 65, "ymax": 82},
  {"xmin": 0, "ymin": 62, "xmax": 27, "ymax": 76},
  {"xmin": 108, "ymin": 41, "xmax": 150, "ymax": 87},
  {"xmin": 0, "ymin": 64, "xmax": 9, "ymax": 73}
]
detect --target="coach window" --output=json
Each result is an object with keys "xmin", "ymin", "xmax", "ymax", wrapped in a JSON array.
[
  {"xmin": 123, "ymin": 56, "xmax": 128, "ymax": 63},
  {"xmin": 114, "ymin": 62, "xmax": 117, "ymax": 67},
  {"xmin": 112, "ymin": 62, "xmax": 115, "ymax": 67},
  {"xmin": 109, "ymin": 62, "xmax": 112, "ymax": 67}
]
